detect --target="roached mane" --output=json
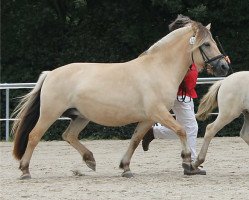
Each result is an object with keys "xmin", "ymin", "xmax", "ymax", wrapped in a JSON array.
[{"xmin": 139, "ymin": 14, "xmax": 211, "ymax": 57}]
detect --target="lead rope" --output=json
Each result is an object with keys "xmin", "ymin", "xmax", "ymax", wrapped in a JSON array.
[{"xmin": 215, "ymin": 36, "xmax": 234, "ymax": 74}]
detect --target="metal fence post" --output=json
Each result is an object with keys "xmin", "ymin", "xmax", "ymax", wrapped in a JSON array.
[{"xmin": 5, "ymin": 88, "xmax": 10, "ymax": 141}]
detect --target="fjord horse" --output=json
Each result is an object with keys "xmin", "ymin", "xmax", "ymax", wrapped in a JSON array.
[
  {"xmin": 192, "ymin": 71, "xmax": 249, "ymax": 169},
  {"xmin": 12, "ymin": 21, "xmax": 229, "ymax": 179}
]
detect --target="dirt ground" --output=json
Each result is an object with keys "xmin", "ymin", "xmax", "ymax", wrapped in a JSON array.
[{"xmin": 1, "ymin": 137, "xmax": 248, "ymax": 200}]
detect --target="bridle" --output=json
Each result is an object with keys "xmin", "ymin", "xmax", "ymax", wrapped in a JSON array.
[
  {"xmin": 198, "ymin": 36, "xmax": 233, "ymax": 73},
  {"xmin": 178, "ymin": 36, "xmax": 232, "ymax": 103},
  {"xmin": 189, "ymin": 36, "xmax": 225, "ymax": 69},
  {"xmin": 177, "ymin": 36, "xmax": 233, "ymax": 103},
  {"xmin": 199, "ymin": 46, "xmax": 225, "ymax": 67}
]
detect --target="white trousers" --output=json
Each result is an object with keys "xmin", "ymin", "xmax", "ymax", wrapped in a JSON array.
[{"xmin": 153, "ymin": 96, "xmax": 198, "ymax": 161}]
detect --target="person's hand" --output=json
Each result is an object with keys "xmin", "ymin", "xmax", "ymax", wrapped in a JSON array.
[
  {"xmin": 206, "ymin": 65, "xmax": 214, "ymax": 75},
  {"xmin": 225, "ymin": 56, "xmax": 231, "ymax": 64}
]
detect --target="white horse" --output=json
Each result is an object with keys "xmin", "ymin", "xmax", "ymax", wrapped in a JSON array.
[
  {"xmin": 193, "ymin": 71, "xmax": 249, "ymax": 169},
  {"xmin": 12, "ymin": 20, "xmax": 229, "ymax": 179}
]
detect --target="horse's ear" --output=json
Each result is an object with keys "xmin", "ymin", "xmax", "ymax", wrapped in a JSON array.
[{"xmin": 206, "ymin": 23, "xmax": 211, "ymax": 30}]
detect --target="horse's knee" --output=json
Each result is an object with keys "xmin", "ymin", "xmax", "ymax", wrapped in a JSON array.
[
  {"xmin": 62, "ymin": 132, "xmax": 68, "ymax": 142},
  {"xmin": 176, "ymin": 127, "xmax": 186, "ymax": 137}
]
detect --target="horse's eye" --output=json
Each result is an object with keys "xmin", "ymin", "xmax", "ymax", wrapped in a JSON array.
[{"xmin": 204, "ymin": 42, "xmax": 210, "ymax": 47}]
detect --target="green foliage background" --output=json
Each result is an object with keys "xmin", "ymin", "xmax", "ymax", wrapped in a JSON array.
[{"xmin": 1, "ymin": 0, "xmax": 248, "ymax": 140}]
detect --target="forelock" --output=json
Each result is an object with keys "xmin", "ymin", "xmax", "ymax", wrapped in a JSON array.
[{"xmin": 168, "ymin": 14, "xmax": 192, "ymax": 31}]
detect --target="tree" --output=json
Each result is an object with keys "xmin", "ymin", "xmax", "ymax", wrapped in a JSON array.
[{"xmin": 1, "ymin": 0, "xmax": 248, "ymax": 140}]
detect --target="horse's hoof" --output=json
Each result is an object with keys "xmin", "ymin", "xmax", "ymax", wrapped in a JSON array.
[
  {"xmin": 20, "ymin": 173, "xmax": 31, "ymax": 180},
  {"xmin": 121, "ymin": 171, "xmax": 134, "ymax": 178},
  {"xmin": 182, "ymin": 162, "xmax": 191, "ymax": 171},
  {"xmin": 85, "ymin": 160, "xmax": 96, "ymax": 171},
  {"xmin": 184, "ymin": 167, "xmax": 207, "ymax": 175}
]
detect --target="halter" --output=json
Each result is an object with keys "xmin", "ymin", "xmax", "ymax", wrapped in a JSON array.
[{"xmin": 199, "ymin": 46, "xmax": 225, "ymax": 67}]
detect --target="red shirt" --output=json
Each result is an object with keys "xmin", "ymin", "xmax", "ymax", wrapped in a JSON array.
[{"xmin": 177, "ymin": 63, "xmax": 198, "ymax": 98}]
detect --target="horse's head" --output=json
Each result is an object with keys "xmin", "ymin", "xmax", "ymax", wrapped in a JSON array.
[{"xmin": 191, "ymin": 22, "xmax": 229, "ymax": 76}]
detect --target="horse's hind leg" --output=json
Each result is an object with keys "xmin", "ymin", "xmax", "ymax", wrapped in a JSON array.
[
  {"xmin": 20, "ymin": 112, "xmax": 61, "ymax": 179},
  {"xmin": 240, "ymin": 111, "xmax": 249, "ymax": 145},
  {"xmin": 193, "ymin": 113, "xmax": 238, "ymax": 169},
  {"xmin": 62, "ymin": 117, "xmax": 96, "ymax": 171},
  {"xmin": 119, "ymin": 121, "xmax": 154, "ymax": 178}
]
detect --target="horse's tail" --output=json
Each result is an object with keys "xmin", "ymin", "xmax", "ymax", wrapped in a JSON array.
[
  {"xmin": 196, "ymin": 80, "xmax": 223, "ymax": 121},
  {"xmin": 12, "ymin": 71, "xmax": 49, "ymax": 160}
]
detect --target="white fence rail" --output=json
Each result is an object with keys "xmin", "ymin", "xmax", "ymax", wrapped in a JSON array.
[{"xmin": 0, "ymin": 77, "xmax": 224, "ymax": 141}]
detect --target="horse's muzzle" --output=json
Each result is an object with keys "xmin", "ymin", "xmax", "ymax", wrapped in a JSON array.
[{"xmin": 211, "ymin": 59, "xmax": 229, "ymax": 77}]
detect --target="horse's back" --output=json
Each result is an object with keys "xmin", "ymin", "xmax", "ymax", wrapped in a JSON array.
[
  {"xmin": 218, "ymin": 71, "xmax": 249, "ymax": 112},
  {"xmin": 223, "ymin": 71, "xmax": 249, "ymax": 92}
]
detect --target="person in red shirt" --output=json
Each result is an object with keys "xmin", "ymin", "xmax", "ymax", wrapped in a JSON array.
[
  {"xmin": 142, "ymin": 15, "xmax": 206, "ymax": 175},
  {"xmin": 178, "ymin": 63, "xmax": 198, "ymax": 99}
]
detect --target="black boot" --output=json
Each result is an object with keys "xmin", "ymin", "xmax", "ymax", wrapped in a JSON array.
[{"xmin": 142, "ymin": 128, "xmax": 154, "ymax": 151}]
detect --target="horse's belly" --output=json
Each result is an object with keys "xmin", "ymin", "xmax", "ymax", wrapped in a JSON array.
[{"xmin": 75, "ymin": 100, "xmax": 145, "ymax": 126}]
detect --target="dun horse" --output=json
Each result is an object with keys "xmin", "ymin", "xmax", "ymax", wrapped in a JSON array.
[
  {"xmin": 12, "ymin": 19, "xmax": 229, "ymax": 179},
  {"xmin": 192, "ymin": 71, "xmax": 249, "ymax": 169}
]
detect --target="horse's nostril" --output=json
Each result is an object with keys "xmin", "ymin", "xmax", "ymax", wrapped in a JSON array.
[{"xmin": 221, "ymin": 64, "xmax": 228, "ymax": 70}]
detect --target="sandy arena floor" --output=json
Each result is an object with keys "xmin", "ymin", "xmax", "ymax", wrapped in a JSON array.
[{"xmin": 0, "ymin": 137, "xmax": 248, "ymax": 200}]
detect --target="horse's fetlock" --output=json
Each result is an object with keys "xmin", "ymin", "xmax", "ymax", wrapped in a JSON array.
[
  {"xmin": 181, "ymin": 151, "xmax": 191, "ymax": 161},
  {"xmin": 119, "ymin": 161, "xmax": 124, "ymax": 169},
  {"xmin": 19, "ymin": 162, "xmax": 29, "ymax": 172},
  {"xmin": 119, "ymin": 160, "xmax": 130, "ymax": 169}
]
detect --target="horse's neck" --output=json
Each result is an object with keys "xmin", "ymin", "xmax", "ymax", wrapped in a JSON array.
[{"xmin": 151, "ymin": 30, "xmax": 193, "ymax": 86}]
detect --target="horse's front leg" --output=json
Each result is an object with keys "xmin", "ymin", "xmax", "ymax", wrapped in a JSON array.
[
  {"xmin": 119, "ymin": 121, "xmax": 154, "ymax": 178},
  {"xmin": 151, "ymin": 106, "xmax": 192, "ymax": 171}
]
